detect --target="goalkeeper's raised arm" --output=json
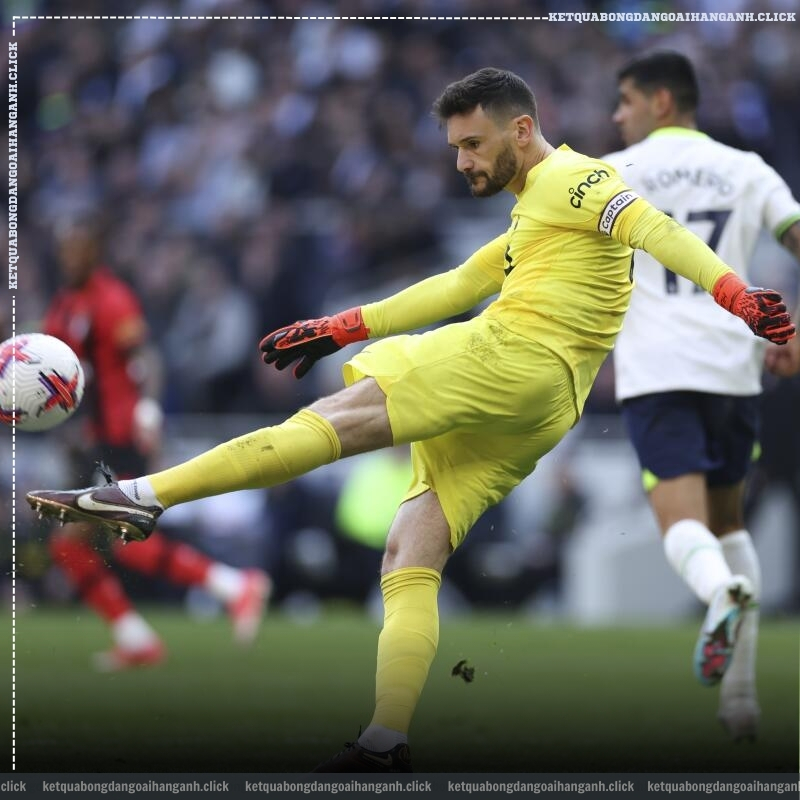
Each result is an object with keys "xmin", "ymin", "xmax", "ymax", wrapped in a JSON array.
[
  {"xmin": 616, "ymin": 199, "xmax": 796, "ymax": 345},
  {"xmin": 259, "ymin": 234, "xmax": 506, "ymax": 378}
]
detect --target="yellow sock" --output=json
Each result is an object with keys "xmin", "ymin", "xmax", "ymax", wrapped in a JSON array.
[
  {"xmin": 371, "ymin": 567, "xmax": 441, "ymax": 734},
  {"xmin": 148, "ymin": 409, "xmax": 341, "ymax": 508}
]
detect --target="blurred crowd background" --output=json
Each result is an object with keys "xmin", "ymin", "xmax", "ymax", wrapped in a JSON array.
[{"xmin": 3, "ymin": 0, "xmax": 800, "ymax": 619}]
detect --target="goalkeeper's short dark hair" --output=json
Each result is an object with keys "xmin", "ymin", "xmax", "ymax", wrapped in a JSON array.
[
  {"xmin": 618, "ymin": 51, "xmax": 699, "ymax": 114},
  {"xmin": 432, "ymin": 67, "xmax": 539, "ymax": 127}
]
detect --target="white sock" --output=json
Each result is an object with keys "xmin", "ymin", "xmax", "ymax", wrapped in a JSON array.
[
  {"xmin": 111, "ymin": 611, "xmax": 159, "ymax": 650},
  {"xmin": 663, "ymin": 519, "xmax": 732, "ymax": 604},
  {"xmin": 358, "ymin": 724, "xmax": 408, "ymax": 752},
  {"xmin": 117, "ymin": 477, "xmax": 163, "ymax": 509},
  {"xmin": 719, "ymin": 529, "xmax": 761, "ymax": 597},
  {"xmin": 205, "ymin": 564, "xmax": 246, "ymax": 604},
  {"xmin": 720, "ymin": 529, "xmax": 760, "ymax": 694}
]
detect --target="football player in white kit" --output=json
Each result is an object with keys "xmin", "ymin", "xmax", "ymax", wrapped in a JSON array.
[{"xmin": 604, "ymin": 51, "xmax": 800, "ymax": 741}]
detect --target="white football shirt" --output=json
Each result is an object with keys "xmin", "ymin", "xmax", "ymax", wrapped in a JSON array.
[{"xmin": 603, "ymin": 127, "xmax": 800, "ymax": 401}]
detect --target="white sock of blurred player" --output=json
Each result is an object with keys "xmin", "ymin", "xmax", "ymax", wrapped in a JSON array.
[
  {"xmin": 664, "ymin": 519, "xmax": 758, "ymax": 736},
  {"xmin": 719, "ymin": 530, "xmax": 760, "ymax": 686},
  {"xmin": 112, "ymin": 610, "xmax": 160, "ymax": 651},
  {"xmin": 205, "ymin": 563, "xmax": 246, "ymax": 602},
  {"xmin": 663, "ymin": 518, "xmax": 735, "ymax": 603},
  {"xmin": 718, "ymin": 529, "xmax": 761, "ymax": 737}
]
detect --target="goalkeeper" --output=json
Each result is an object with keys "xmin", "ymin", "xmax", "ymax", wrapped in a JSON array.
[{"xmin": 27, "ymin": 68, "xmax": 795, "ymax": 773}]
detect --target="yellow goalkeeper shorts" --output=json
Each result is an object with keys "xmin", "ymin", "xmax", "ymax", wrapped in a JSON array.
[{"xmin": 342, "ymin": 315, "xmax": 578, "ymax": 549}]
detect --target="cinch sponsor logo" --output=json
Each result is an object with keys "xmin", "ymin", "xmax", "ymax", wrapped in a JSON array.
[
  {"xmin": 598, "ymin": 190, "xmax": 639, "ymax": 235},
  {"xmin": 568, "ymin": 168, "xmax": 610, "ymax": 208}
]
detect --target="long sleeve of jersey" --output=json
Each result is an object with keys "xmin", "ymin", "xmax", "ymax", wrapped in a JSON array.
[
  {"xmin": 361, "ymin": 234, "xmax": 506, "ymax": 338},
  {"xmin": 616, "ymin": 200, "xmax": 733, "ymax": 291}
]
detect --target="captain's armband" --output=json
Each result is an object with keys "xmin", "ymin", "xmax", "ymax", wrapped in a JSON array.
[{"xmin": 597, "ymin": 190, "xmax": 640, "ymax": 237}]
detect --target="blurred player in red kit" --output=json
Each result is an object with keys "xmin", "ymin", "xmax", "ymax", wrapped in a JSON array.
[{"xmin": 42, "ymin": 219, "xmax": 271, "ymax": 670}]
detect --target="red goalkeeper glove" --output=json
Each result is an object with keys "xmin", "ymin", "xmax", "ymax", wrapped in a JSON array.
[
  {"xmin": 259, "ymin": 307, "xmax": 369, "ymax": 378},
  {"xmin": 712, "ymin": 273, "xmax": 796, "ymax": 345}
]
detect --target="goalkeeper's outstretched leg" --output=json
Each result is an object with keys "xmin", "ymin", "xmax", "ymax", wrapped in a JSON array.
[{"xmin": 26, "ymin": 377, "xmax": 394, "ymax": 541}]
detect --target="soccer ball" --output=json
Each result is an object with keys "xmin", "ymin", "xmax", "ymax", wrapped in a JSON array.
[{"xmin": 0, "ymin": 333, "xmax": 85, "ymax": 432}]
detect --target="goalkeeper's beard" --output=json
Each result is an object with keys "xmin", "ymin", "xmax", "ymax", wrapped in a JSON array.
[{"xmin": 464, "ymin": 143, "xmax": 519, "ymax": 197}]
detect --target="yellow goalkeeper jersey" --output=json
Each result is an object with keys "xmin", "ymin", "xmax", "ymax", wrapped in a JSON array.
[
  {"xmin": 476, "ymin": 144, "xmax": 647, "ymax": 409},
  {"xmin": 362, "ymin": 145, "xmax": 732, "ymax": 415}
]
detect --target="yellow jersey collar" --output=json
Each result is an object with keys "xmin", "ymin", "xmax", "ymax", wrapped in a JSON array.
[{"xmin": 520, "ymin": 144, "xmax": 572, "ymax": 195}]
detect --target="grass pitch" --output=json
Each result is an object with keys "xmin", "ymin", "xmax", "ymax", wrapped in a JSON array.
[{"xmin": 3, "ymin": 607, "xmax": 797, "ymax": 773}]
